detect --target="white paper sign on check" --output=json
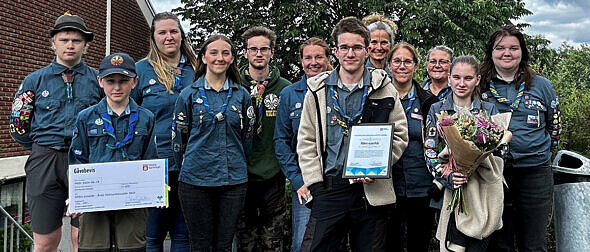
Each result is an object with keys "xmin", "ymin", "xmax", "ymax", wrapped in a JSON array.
[{"xmin": 68, "ymin": 159, "xmax": 168, "ymax": 213}]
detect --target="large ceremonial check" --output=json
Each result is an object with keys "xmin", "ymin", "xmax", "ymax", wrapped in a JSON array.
[
  {"xmin": 68, "ymin": 159, "xmax": 168, "ymax": 213},
  {"xmin": 342, "ymin": 123, "xmax": 394, "ymax": 179}
]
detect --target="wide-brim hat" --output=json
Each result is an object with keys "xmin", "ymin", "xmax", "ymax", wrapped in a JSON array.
[
  {"xmin": 98, "ymin": 53, "xmax": 137, "ymax": 78},
  {"xmin": 49, "ymin": 12, "xmax": 94, "ymax": 42}
]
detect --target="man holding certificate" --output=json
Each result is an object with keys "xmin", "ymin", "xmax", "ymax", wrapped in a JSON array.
[
  {"xmin": 69, "ymin": 53, "xmax": 158, "ymax": 252},
  {"xmin": 297, "ymin": 17, "xmax": 409, "ymax": 251}
]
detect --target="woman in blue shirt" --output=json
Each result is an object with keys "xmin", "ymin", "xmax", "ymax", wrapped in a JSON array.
[
  {"xmin": 173, "ymin": 35, "xmax": 253, "ymax": 251},
  {"xmin": 131, "ymin": 12, "xmax": 199, "ymax": 252}
]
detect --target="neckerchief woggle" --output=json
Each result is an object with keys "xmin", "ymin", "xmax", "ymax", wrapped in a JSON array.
[
  {"xmin": 100, "ymin": 111, "xmax": 138, "ymax": 159},
  {"xmin": 489, "ymin": 81, "xmax": 525, "ymax": 111},
  {"xmin": 197, "ymin": 84, "xmax": 233, "ymax": 121},
  {"xmin": 245, "ymin": 70, "xmax": 272, "ymax": 134},
  {"xmin": 329, "ymin": 85, "xmax": 369, "ymax": 135},
  {"xmin": 62, "ymin": 70, "xmax": 74, "ymax": 101},
  {"xmin": 173, "ymin": 55, "xmax": 187, "ymax": 90}
]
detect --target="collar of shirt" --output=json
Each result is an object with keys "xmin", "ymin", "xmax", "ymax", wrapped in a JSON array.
[
  {"xmin": 99, "ymin": 97, "xmax": 138, "ymax": 116},
  {"xmin": 50, "ymin": 59, "xmax": 88, "ymax": 75},
  {"xmin": 294, "ymin": 75, "xmax": 308, "ymax": 91},
  {"xmin": 325, "ymin": 67, "xmax": 371, "ymax": 90},
  {"xmin": 401, "ymin": 84, "xmax": 416, "ymax": 100},
  {"xmin": 441, "ymin": 94, "xmax": 482, "ymax": 112},
  {"xmin": 203, "ymin": 78, "xmax": 230, "ymax": 91}
]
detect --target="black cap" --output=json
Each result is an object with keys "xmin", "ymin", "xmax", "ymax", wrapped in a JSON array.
[
  {"xmin": 98, "ymin": 53, "xmax": 137, "ymax": 78},
  {"xmin": 49, "ymin": 11, "xmax": 94, "ymax": 42}
]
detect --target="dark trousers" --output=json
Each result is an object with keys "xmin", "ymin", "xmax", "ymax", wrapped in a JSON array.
[
  {"xmin": 178, "ymin": 182, "xmax": 247, "ymax": 252},
  {"xmin": 387, "ymin": 196, "xmax": 434, "ymax": 252},
  {"xmin": 237, "ymin": 173, "xmax": 286, "ymax": 251},
  {"xmin": 307, "ymin": 176, "xmax": 387, "ymax": 252},
  {"xmin": 146, "ymin": 171, "xmax": 190, "ymax": 252},
  {"xmin": 487, "ymin": 161, "xmax": 553, "ymax": 252}
]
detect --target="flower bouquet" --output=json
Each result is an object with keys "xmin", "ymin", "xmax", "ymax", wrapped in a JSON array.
[{"xmin": 436, "ymin": 108, "xmax": 512, "ymax": 214}]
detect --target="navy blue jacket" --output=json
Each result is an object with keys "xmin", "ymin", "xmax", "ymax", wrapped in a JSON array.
[
  {"xmin": 69, "ymin": 98, "xmax": 157, "ymax": 164},
  {"xmin": 393, "ymin": 80, "xmax": 438, "ymax": 197},
  {"xmin": 131, "ymin": 59, "xmax": 195, "ymax": 171},
  {"xmin": 422, "ymin": 78, "xmax": 452, "ymax": 101},
  {"xmin": 173, "ymin": 76, "xmax": 253, "ymax": 187},
  {"xmin": 10, "ymin": 60, "xmax": 103, "ymax": 150},
  {"xmin": 482, "ymin": 75, "xmax": 561, "ymax": 168},
  {"xmin": 274, "ymin": 75, "xmax": 307, "ymax": 190}
]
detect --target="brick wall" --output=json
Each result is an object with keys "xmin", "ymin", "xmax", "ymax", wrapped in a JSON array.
[{"xmin": 0, "ymin": 0, "xmax": 151, "ymax": 158}]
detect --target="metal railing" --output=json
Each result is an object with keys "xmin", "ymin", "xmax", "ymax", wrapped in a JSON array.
[{"xmin": 0, "ymin": 206, "xmax": 33, "ymax": 252}]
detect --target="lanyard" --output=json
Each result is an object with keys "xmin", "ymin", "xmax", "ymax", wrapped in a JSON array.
[
  {"xmin": 198, "ymin": 87, "xmax": 233, "ymax": 121},
  {"xmin": 489, "ymin": 81, "xmax": 525, "ymax": 111},
  {"xmin": 100, "ymin": 111, "xmax": 138, "ymax": 159}
]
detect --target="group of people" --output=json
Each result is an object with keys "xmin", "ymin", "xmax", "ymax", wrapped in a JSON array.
[{"xmin": 9, "ymin": 9, "xmax": 561, "ymax": 252}]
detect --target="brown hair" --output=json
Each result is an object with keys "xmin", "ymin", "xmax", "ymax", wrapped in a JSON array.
[
  {"xmin": 147, "ymin": 12, "xmax": 199, "ymax": 94},
  {"xmin": 241, "ymin": 26, "xmax": 277, "ymax": 49},
  {"xmin": 331, "ymin": 17, "xmax": 370, "ymax": 46},
  {"xmin": 195, "ymin": 35, "xmax": 241, "ymax": 85},
  {"xmin": 299, "ymin": 37, "xmax": 333, "ymax": 71},
  {"xmin": 450, "ymin": 55, "xmax": 481, "ymax": 100},
  {"xmin": 480, "ymin": 25, "xmax": 536, "ymax": 91},
  {"xmin": 387, "ymin": 42, "xmax": 419, "ymax": 65}
]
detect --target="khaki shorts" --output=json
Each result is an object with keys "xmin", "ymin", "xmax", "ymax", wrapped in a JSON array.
[{"xmin": 78, "ymin": 208, "xmax": 148, "ymax": 251}]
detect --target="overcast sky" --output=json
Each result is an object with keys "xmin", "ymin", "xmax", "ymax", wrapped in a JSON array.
[{"xmin": 151, "ymin": 0, "xmax": 590, "ymax": 49}]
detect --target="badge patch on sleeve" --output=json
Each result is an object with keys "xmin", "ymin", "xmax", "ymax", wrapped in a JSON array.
[
  {"xmin": 424, "ymin": 138, "xmax": 436, "ymax": 149},
  {"xmin": 425, "ymin": 149, "xmax": 437, "ymax": 159}
]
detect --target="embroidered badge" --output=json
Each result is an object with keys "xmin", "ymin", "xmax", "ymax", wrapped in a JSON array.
[
  {"xmin": 428, "ymin": 127, "xmax": 436, "ymax": 137},
  {"xmin": 95, "ymin": 118, "xmax": 104, "ymax": 125},
  {"xmin": 145, "ymin": 88, "xmax": 151, "ymax": 94},
  {"xmin": 425, "ymin": 149, "xmax": 437, "ymax": 159},
  {"xmin": 290, "ymin": 111, "xmax": 295, "ymax": 116},
  {"xmin": 247, "ymin": 106, "xmax": 254, "ymax": 119},
  {"xmin": 74, "ymin": 149, "xmax": 82, "ymax": 155},
  {"xmin": 295, "ymin": 102, "xmax": 302, "ymax": 109},
  {"xmin": 196, "ymin": 98, "xmax": 203, "ymax": 104},
  {"xmin": 12, "ymin": 99, "xmax": 23, "ymax": 112},
  {"xmin": 177, "ymin": 112, "xmax": 185, "ymax": 121},
  {"xmin": 41, "ymin": 90, "xmax": 49, "ymax": 97},
  {"xmin": 149, "ymin": 79, "xmax": 156, "ymax": 85},
  {"xmin": 326, "ymin": 106, "xmax": 332, "ymax": 114},
  {"xmin": 481, "ymin": 93, "xmax": 488, "ymax": 100},
  {"xmin": 527, "ymin": 115, "xmax": 539, "ymax": 125},
  {"xmin": 424, "ymin": 138, "xmax": 436, "ymax": 149},
  {"xmin": 171, "ymin": 130, "xmax": 176, "ymax": 140},
  {"xmin": 410, "ymin": 113, "xmax": 423, "ymax": 120},
  {"xmin": 264, "ymin": 94, "xmax": 279, "ymax": 110},
  {"xmin": 111, "ymin": 55, "xmax": 123, "ymax": 66}
]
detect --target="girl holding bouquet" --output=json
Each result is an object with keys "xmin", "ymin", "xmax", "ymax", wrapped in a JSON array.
[
  {"xmin": 425, "ymin": 56, "xmax": 504, "ymax": 251},
  {"xmin": 386, "ymin": 42, "xmax": 439, "ymax": 251},
  {"xmin": 481, "ymin": 25, "xmax": 561, "ymax": 252}
]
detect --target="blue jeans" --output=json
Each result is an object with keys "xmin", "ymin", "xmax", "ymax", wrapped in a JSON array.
[
  {"xmin": 291, "ymin": 190, "xmax": 311, "ymax": 252},
  {"xmin": 146, "ymin": 171, "xmax": 190, "ymax": 252},
  {"xmin": 179, "ymin": 182, "xmax": 247, "ymax": 252},
  {"xmin": 488, "ymin": 160, "xmax": 553, "ymax": 252}
]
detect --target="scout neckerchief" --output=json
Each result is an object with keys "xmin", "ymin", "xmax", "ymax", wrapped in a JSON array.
[
  {"xmin": 329, "ymin": 85, "xmax": 369, "ymax": 136},
  {"xmin": 403, "ymin": 86, "xmax": 416, "ymax": 115},
  {"xmin": 62, "ymin": 70, "xmax": 74, "ymax": 102},
  {"xmin": 489, "ymin": 81, "xmax": 525, "ymax": 111},
  {"xmin": 197, "ymin": 85, "xmax": 233, "ymax": 122},
  {"xmin": 245, "ymin": 69, "xmax": 272, "ymax": 134},
  {"xmin": 437, "ymin": 87, "xmax": 450, "ymax": 100},
  {"xmin": 173, "ymin": 55, "xmax": 187, "ymax": 90},
  {"xmin": 100, "ymin": 110, "xmax": 138, "ymax": 159}
]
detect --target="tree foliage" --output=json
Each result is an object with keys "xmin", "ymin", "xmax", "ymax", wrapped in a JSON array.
[{"xmin": 174, "ymin": 0, "xmax": 530, "ymax": 81}]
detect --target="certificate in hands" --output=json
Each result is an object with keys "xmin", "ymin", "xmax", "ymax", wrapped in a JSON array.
[
  {"xmin": 342, "ymin": 124, "xmax": 394, "ymax": 179},
  {"xmin": 68, "ymin": 159, "xmax": 168, "ymax": 213}
]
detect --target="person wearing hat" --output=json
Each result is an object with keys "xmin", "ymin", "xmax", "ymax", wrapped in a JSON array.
[
  {"xmin": 9, "ymin": 11, "xmax": 102, "ymax": 252},
  {"xmin": 68, "ymin": 52, "xmax": 157, "ymax": 252}
]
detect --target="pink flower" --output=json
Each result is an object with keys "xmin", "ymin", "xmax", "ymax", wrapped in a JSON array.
[
  {"xmin": 476, "ymin": 132, "xmax": 489, "ymax": 144},
  {"xmin": 475, "ymin": 117, "xmax": 490, "ymax": 129},
  {"xmin": 441, "ymin": 117, "xmax": 454, "ymax": 126}
]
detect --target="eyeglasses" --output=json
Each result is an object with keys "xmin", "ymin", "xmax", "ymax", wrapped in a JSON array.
[
  {"xmin": 391, "ymin": 59, "xmax": 415, "ymax": 68},
  {"xmin": 337, "ymin": 45, "xmax": 366, "ymax": 54},
  {"xmin": 428, "ymin": 59, "xmax": 451, "ymax": 66},
  {"xmin": 247, "ymin": 47, "xmax": 271, "ymax": 54}
]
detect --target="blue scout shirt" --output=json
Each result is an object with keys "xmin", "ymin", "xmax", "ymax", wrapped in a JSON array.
[
  {"xmin": 173, "ymin": 76, "xmax": 253, "ymax": 187},
  {"xmin": 481, "ymin": 75, "xmax": 561, "ymax": 168},
  {"xmin": 393, "ymin": 85, "xmax": 432, "ymax": 197},
  {"xmin": 131, "ymin": 58, "xmax": 195, "ymax": 171},
  {"xmin": 422, "ymin": 78, "xmax": 452, "ymax": 100},
  {"xmin": 365, "ymin": 60, "xmax": 392, "ymax": 77},
  {"xmin": 274, "ymin": 75, "xmax": 307, "ymax": 190},
  {"xmin": 69, "ymin": 98, "xmax": 157, "ymax": 164},
  {"xmin": 325, "ymin": 70, "xmax": 369, "ymax": 176},
  {"xmin": 10, "ymin": 60, "xmax": 103, "ymax": 150}
]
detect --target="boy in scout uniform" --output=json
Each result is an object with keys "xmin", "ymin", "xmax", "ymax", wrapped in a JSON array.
[
  {"xmin": 68, "ymin": 53, "xmax": 157, "ymax": 252},
  {"xmin": 9, "ymin": 12, "xmax": 102, "ymax": 252}
]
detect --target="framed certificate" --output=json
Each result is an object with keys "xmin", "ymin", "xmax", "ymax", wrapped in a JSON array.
[
  {"xmin": 68, "ymin": 159, "xmax": 168, "ymax": 213},
  {"xmin": 342, "ymin": 123, "xmax": 394, "ymax": 179}
]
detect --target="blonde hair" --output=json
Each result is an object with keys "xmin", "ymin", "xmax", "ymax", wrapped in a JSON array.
[
  {"xmin": 363, "ymin": 13, "xmax": 398, "ymax": 42},
  {"xmin": 147, "ymin": 12, "xmax": 199, "ymax": 93}
]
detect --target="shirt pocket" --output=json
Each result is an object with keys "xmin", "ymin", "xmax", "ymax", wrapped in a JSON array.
[
  {"xmin": 522, "ymin": 95, "xmax": 547, "ymax": 128},
  {"xmin": 35, "ymin": 98, "xmax": 61, "ymax": 122},
  {"xmin": 87, "ymin": 127, "xmax": 107, "ymax": 161},
  {"xmin": 142, "ymin": 82, "xmax": 168, "ymax": 97},
  {"xmin": 362, "ymin": 97, "xmax": 395, "ymax": 123},
  {"xmin": 289, "ymin": 107, "xmax": 302, "ymax": 130},
  {"xmin": 127, "ymin": 127, "xmax": 149, "ymax": 158}
]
